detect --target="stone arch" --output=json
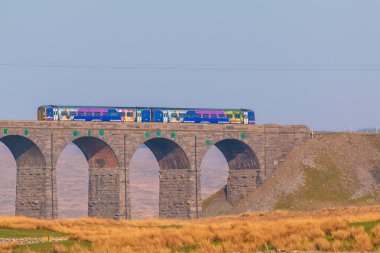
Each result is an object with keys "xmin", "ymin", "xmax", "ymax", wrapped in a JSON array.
[
  {"xmin": 204, "ymin": 139, "xmax": 260, "ymax": 205},
  {"xmin": 72, "ymin": 137, "xmax": 119, "ymax": 170},
  {"xmin": 214, "ymin": 139, "xmax": 260, "ymax": 171},
  {"xmin": 0, "ymin": 135, "xmax": 46, "ymax": 218},
  {"xmin": 144, "ymin": 138, "xmax": 190, "ymax": 171},
  {"xmin": 55, "ymin": 136, "xmax": 120, "ymax": 218},
  {"xmin": 129, "ymin": 137, "xmax": 193, "ymax": 219}
]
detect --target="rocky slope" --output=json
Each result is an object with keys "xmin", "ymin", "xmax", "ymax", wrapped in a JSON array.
[{"xmin": 202, "ymin": 133, "xmax": 380, "ymax": 216}]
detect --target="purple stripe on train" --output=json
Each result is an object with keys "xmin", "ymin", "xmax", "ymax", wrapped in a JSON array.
[{"xmin": 195, "ymin": 110, "xmax": 226, "ymax": 115}]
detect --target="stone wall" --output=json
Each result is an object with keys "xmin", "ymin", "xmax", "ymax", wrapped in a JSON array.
[{"xmin": 0, "ymin": 121, "xmax": 311, "ymax": 219}]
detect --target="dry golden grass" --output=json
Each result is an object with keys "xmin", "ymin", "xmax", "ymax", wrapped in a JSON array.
[{"xmin": 1, "ymin": 206, "xmax": 380, "ymax": 252}]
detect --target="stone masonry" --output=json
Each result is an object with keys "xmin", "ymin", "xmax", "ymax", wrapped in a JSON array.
[{"xmin": 0, "ymin": 121, "xmax": 310, "ymax": 219}]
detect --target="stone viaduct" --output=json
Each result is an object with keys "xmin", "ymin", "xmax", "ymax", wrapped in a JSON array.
[{"xmin": 0, "ymin": 121, "xmax": 310, "ymax": 219}]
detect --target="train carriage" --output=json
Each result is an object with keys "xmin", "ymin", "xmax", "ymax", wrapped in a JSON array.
[{"xmin": 38, "ymin": 105, "xmax": 255, "ymax": 125}]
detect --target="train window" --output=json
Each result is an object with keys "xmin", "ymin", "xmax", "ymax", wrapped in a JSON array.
[
  {"xmin": 179, "ymin": 113, "xmax": 186, "ymax": 118},
  {"xmin": 127, "ymin": 112, "xmax": 134, "ymax": 117},
  {"xmin": 70, "ymin": 111, "xmax": 76, "ymax": 116},
  {"xmin": 110, "ymin": 112, "xmax": 118, "ymax": 117},
  {"xmin": 86, "ymin": 112, "xmax": 93, "ymax": 116},
  {"xmin": 61, "ymin": 111, "xmax": 66, "ymax": 116},
  {"xmin": 219, "ymin": 114, "xmax": 225, "ymax": 118},
  {"xmin": 203, "ymin": 114, "xmax": 209, "ymax": 118},
  {"xmin": 195, "ymin": 114, "xmax": 201, "ymax": 118},
  {"xmin": 94, "ymin": 112, "xmax": 101, "ymax": 117},
  {"xmin": 187, "ymin": 113, "xmax": 194, "ymax": 118},
  {"xmin": 235, "ymin": 114, "xmax": 241, "ymax": 119},
  {"xmin": 120, "ymin": 112, "xmax": 125, "ymax": 117},
  {"xmin": 102, "ymin": 112, "xmax": 108, "ymax": 117},
  {"xmin": 249, "ymin": 114, "xmax": 254, "ymax": 120},
  {"xmin": 227, "ymin": 114, "xmax": 233, "ymax": 119},
  {"xmin": 211, "ymin": 114, "xmax": 217, "ymax": 118},
  {"xmin": 78, "ymin": 112, "xmax": 84, "ymax": 116},
  {"xmin": 171, "ymin": 113, "xmax": 178, "ymax": 117}
]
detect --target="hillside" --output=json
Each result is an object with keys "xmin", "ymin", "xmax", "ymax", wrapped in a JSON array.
[{"xmin": 203, "ymin": 133, "xmax": 380, "ymax": 216}]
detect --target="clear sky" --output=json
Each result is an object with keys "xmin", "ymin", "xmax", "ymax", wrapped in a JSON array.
[{"xmin": 0, "ymin": 1, "xmax": 379, "ymax": 130}]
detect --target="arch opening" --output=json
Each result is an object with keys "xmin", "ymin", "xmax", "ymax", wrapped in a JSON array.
[
  {"xmin": 0, "ymin": 142, "xmax": 16, "ymax": 216},
  {"xmin": 129, "ymin": 138, "xmax": 193, "ymax": 219},
  {"xmin": 204, "ymin": 139, "xmax": 260, "ymax": 206},
  {"xmin": 199, "ymin": 145, "xmax": 230, "ymax": 217},
  {"xmin": 200, "ymin": 146, "xmax": 229, "ymax": 200},
  {"xmin": 129, "ymin": 144, "xmax": 159, "ymax": 220},
  {"xmin": 0, "ymin": 135, "xmax": 46, "ymax": 218},
  {"xmin": 56, "ymin": 143, "xmax": 88, "ymax": 218},
  {"xmin": 56, "ymin": 136, "xmax": 119, "ymax": 219}
]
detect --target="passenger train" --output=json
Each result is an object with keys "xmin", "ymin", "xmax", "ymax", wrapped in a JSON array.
[{"xmin": 38, "ymin": 105, "xmax": 255, "ymax": 124}]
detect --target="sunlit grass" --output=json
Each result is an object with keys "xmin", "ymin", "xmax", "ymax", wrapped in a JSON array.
[{"xmin": 1, "ymin": 206, "xmax": 380, "ymax": 252}]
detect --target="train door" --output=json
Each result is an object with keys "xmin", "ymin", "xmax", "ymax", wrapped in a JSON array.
[
  {"xmin": 125, "ymin": 110, "xmax": 134, "ymax": 122},
  {"xmin": 185, "ymin": 110, "xmax": 196, "ymax": 123},
  {"xmin": 53, "ymin": 108, "xmax": 58, "ymax": 121},
  {"xmin": 153, "ymin": 110, "xmax": 164, "ymax": 122},
  {"xmin": 38, "ymin": 107, "xmax": 45, "ymax": 120},
  {"xmin": 136, "ymin": 110, "xmax": 142, "ymax": 122},
  {"xmin": 248, "ymin": 111, "xmax": 255, "ymax": 124},
  {"xmin": 141, "ymin": 110, "xmax": 150, "ymax": 122},
  {"xmin": 46, "ymin": 107, "xmax": 54, "ymax": 121},
  {"xmin": 163, "ymin": 111, "xmax": 168, "ymax": 123},
  {"xmin": 243, "ymin": 112, "xmax": 248, "ymax": 124}
]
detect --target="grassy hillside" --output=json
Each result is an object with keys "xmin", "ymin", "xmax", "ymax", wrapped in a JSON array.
[
  {"xmin": 203, "ymin": 133, "xmax": 380, "ymax": 215},
  {"xmin": 1, "ymin": 206, "xmax": 380, "ymax": 252}
]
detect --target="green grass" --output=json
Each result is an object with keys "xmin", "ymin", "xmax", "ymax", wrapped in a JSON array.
[
  {"xmin": 367, "ymin": 135, "xmax": 380, "ymax": 150},
  {"xmin": 0, "ymin": 228, "xmax": 66, "ymax": 238},
  {"xmin": 259, "ymin": 242, "xmax": 275, "ymax": 251},
  {"xmin": 211, "ymin": 236, "xmax": 222, "ymax": 245},
  {"xmin": 276, "ymin": 154, "xmax": 360, "ymax": 210},
  {"xmin": 13, "ymin": 240, "xmax": 92, "ymax": 253},
  {"xmin": 174, "ymin": 244, "xmax": 199, "ymax": 253},
  {"xmin": 349, "ymin": 220, "xmax": 380, "ymax": 234}
]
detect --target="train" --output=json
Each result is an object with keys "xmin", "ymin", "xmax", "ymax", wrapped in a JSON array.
[{"xmin": 38, "ymin": 105, "xmax": 255, "ymax": 124}]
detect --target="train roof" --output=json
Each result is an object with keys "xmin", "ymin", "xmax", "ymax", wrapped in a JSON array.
[{"xmin": 40, "ymin": 105, "xmax": 255, "ymax": 112}]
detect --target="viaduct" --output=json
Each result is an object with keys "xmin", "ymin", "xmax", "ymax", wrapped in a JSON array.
[{"xmin": 0, "ymin": 121, "xmax": 310, "ymax": 219}]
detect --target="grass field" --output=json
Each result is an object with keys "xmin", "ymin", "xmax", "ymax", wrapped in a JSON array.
[{"xmin": 1, "ymin": 206, "xmax": 380, "ymax": 252}]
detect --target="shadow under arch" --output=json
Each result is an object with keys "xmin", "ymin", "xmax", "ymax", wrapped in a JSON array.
[
  {"xmin": 0, "ymin": 135, "xmax": 46, "ymax": 218},
  {"xmin": 144, "ymin": 138, "xmax": 190, "ymax": 170},
  {"xmin": 214, "ymin": 139, "xmax": 260, "ymax": 171},
  {"xmin": 131, "ymin": 137, "xmax": 193, "ymax": 219},
  {"xmin": 56, "ymin": 136, "xmax": 120, "ymax": 219},
  {"xmin": 208, "ymin": 139, "xmax": 261, "ymax": 205}
]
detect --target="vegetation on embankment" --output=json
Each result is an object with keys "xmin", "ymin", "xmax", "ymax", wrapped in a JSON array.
[
  {"xmin": 203, "ymin": 133, "xmax": 380, "ymax": 215},
  {"xmin": 0, "ymin": 206, "xmax": 380, "ymax": 252}
]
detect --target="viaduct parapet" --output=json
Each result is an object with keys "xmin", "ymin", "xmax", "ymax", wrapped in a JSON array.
[{"xmin": 0, "ymin": 121, "xmax": 310, "ymax": 219}]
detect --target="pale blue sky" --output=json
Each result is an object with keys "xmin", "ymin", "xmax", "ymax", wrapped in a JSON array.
[{"xmin": 0, "ymin": 1, "xmax": 379, "ymax": 130}]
